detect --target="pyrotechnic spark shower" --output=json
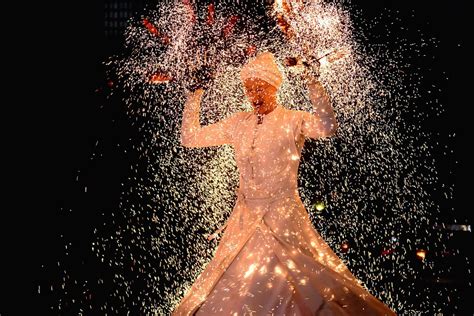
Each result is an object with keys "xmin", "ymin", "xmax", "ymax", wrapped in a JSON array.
[{"xmin": 48, "ymin": 0, "xmax": 463, "ymax": 314}]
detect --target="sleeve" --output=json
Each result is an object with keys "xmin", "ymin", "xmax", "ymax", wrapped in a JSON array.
[
  {"xmin": 299, "ymin": 80, "xmax": 338, "ymax": 139},
  {"xmin": 181, "ymin": 91, "xmax": 240, "ymax": 148},
  {"xmin": 298, "ymin": 110, "xmax": 335, "ymax": 140}
]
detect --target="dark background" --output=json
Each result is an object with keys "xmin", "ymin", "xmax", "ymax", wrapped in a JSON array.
[{"xmin": 7, "ymin": 0, "xmax": 470, "ymax": 314}]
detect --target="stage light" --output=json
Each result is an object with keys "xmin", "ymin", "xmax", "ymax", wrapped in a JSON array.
[
  {"xmin": 313, "ymin": 201, "xmax": 325, "ymax": 212},
  {"xmin": 416, "ymin": 249, "xmax": 426, "ymax": 261},
  {"xmin": 340, "ymin": 242, "xmax": 349, "ymax": 253}
]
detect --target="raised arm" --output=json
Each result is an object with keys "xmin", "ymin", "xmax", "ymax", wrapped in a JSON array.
[
  {"xmin": 181, "ymin": 88, "xmax": 239, "ymax": 148},
  {"xmin": 299, "ymin": 77, "xmax": 338, "ymax": 139}
]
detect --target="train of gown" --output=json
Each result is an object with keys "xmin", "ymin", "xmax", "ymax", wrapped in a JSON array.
[{"xmin": 171, "ymin": 187, "xmax": 396, "ymax": 315}]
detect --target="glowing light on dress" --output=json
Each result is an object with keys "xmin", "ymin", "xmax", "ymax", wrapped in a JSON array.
[{"xmin": 244, "ymin": 263, "xmax": 258, "ymax": 278}]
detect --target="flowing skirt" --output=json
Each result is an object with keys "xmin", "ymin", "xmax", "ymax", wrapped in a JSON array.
[{"xmin": 172, "ymin": 190, "xmax": 396, "ymax": 315}]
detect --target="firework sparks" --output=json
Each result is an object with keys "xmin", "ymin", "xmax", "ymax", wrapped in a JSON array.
[{"xmin": 50, "ymin": 0, "xmax": 463, "ymax": 314}]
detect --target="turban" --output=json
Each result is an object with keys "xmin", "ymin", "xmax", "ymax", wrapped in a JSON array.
[{"xmin": 240, "ymin": 51, "xmax": 283, "ymax": 89}]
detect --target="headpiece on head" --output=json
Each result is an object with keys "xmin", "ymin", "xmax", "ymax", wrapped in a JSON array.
[{"xmin": 240, "ymin": 51, "xmax": 283, "ymax": 89}]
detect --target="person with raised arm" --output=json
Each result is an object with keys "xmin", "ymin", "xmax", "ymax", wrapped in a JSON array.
[{"xmin": 173, "ymin": 51, "xmax": 396, "ymax": 316}]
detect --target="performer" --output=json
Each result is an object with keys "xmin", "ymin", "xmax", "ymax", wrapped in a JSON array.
[{"xmin": 172, "ymin": 51, "xmax": 396, "ymax": 315}]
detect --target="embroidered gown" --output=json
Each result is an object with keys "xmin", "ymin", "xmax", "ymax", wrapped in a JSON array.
[{"xmin": 171, "ymin": 91, "xmax": 396, "ymax": 315}]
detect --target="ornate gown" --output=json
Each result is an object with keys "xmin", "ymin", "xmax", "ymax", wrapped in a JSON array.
[{"xmin": 172, "ymin": 92, "xmax": 396, "ymax": 315}]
